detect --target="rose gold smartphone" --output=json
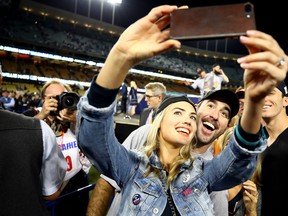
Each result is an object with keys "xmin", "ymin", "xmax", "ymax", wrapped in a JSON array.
[{"xmin": 170, "ymin": 2, "xmax": 256, "ymax": 40}]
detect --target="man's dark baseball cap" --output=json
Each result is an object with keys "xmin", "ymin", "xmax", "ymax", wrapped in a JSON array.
[
  {"xmin": 276, "ymin": 80, "xmax": 288, "ymax": 115},
  {"xmin": 199, "ymin": 89, "xmax": 239, "ymax": 119},
  {"xmin": 235, "ymin": 88, "xmax": 245, "ymax": 99},
  {"xmin": 276, "ymin": 81, "xmax": 288, "ymax": 96}
]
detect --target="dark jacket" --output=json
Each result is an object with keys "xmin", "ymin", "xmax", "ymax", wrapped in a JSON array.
[
  {"xmin": 139, "ymin": 108, "xmax": 152, "ymax": 126},
  {"xmin": 0, "ymin": 110, "xmax": 49, "ymax": 216}
]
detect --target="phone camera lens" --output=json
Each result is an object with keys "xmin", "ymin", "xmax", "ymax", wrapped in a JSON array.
[{"xmin": 244, "ymin": 3, "xmax": 252, "ymax": 18}]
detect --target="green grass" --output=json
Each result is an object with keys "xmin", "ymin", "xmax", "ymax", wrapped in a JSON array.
[
  {"xmin": 87, "ymin": 166, "xmax": 100, "ymax": 197},
  {"xmin": 88, "ymin": 166, "xmax": 101, "ymax": 184}
]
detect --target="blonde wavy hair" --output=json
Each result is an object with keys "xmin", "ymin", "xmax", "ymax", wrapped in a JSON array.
[{"xmin": 143, "ymin": 107, "xmax": 197, "ymax": 188}]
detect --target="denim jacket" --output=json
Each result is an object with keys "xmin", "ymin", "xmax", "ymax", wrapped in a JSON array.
[{"xmin": 76, "ymin": 91, "xmax": 266, "ymax": 216}]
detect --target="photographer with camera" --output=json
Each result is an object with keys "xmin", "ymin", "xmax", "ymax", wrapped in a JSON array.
[{"xmin": 23, "ymin": 78, "xmax": 91, "ymax": 216}]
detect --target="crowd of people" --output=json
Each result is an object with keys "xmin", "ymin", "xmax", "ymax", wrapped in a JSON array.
[
  {"xmin": 0, "ymin": 86, "xmax": 43, "ymax": 114},
  {"xmin": 1, "ymin": 5, "xmax": 288, "ymax": 216}
]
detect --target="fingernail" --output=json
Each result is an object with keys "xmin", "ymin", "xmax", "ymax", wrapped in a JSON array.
[
  {"xmin": 246, "ymin": 30, "xmax": 255, "ymax": 35},
  {"xmin": 237, "ymin": 57, "xmax": 244, "ymax": 63},
  {"xmin": 239, "ymin": 63, "xmax": 247, "ymax": 69},
  {"xmin": 240, "ymin": 35, "xmax": 249, "ymax": 42}
]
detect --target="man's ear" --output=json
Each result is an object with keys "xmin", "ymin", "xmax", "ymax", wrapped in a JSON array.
[{"xmin": 283, "ymin": 96, "xmax": 288, "ymax": 109}]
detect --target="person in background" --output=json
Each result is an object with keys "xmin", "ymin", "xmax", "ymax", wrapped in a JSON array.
[
  {"xmin": 260, "ymin": 80, "xmax": 288, "ymax": 216},
  {"xmin": 213, "ymin": 79, "xmax": 288, "ymax": 216},
  {"xmin": 26, "ymin": 92, "xmax": 42, "ymax": 110},
  {"xmin": 229, "ymin": 87, "xmax": 245, "ymax": 127},
  {"xmin": 76, "ymin": 5, "xmax": 283, "ymax": 215},
  {"xmin": 214, "ymin": 126, "xmax": 261, "ymax": 216},
  {"xmin": 127, "ymin": 80, "xmax": 138, "ymax": 116},
  {"xmin": 235, "ymin": 87, "xmax": 245, "ymax": 117},
  {"xmin": 0, "ymin": 60, "xmax": 67, "ymax": 215},
  {"xmin": 214, "ymin": 84, "xmax": 260, "ymax": 216},
  {"xmin": 215, "ymin": 80, "xmax": 288, "ymax": 216},
  {"xmin": 204, "ymin": 63, "xmax": 229, "ymax": 92},
  {"xmin": 11, "ymin": 90, "xmax": 25, "ymax": 113},
  {"xmin": 0, "ymin": 89, "xmax": 15, "ymax": 111},
  {"xmin": 119, "ymin": 81, "xmax": 128, "ymax": 114},
  {"xmin": 0, "ymin": 67, "xmax": 4, "ymax": 110},
  {"xmin": 23, "ymin": 78, "xmax": 91, "ymax": 216},
  {"xmin": 184, "ymin": 67, "xmax": 207, "ymax": 98},
  {"xmin": 139, "ymin": 82, "xmax": 166, "ymax": 126}
]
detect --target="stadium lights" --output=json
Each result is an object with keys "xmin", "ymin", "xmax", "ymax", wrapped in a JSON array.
[
  {"xmin": 106, "ymin": 0, "xmax": 122, "ymax": 4},
  {"xmin": 103, "ymin": 0, "xmax": 122, "ymax": 25}
]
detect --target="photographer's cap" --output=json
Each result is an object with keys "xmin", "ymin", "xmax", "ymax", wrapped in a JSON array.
[{"xmin": 200, "ymin": 89, "xmax": 239, "ymax": 119}]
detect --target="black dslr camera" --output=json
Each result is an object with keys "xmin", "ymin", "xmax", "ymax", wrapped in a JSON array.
[{"xmin": 50, "ymin": 92, "xmax": 80, "ymax": 116}]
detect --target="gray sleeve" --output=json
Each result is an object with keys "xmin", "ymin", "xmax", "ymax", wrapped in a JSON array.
[
  {"xmin": 210, "ymin": 190, "xmax": 229, "ymax": 216},
  {"xmin": 191, "ymin": 79, "xmax": 199, "ymax": 89},
  {"xmin": 202, "ymin": 147, "xmax": 229, "ymax": 216},
  {"xmin": 122, "ymin": 124, "xmax": 152, "ymax": 150},
  {"xmin": 40, "ymin": 120, "xmax": 67, "ymax": 196}
]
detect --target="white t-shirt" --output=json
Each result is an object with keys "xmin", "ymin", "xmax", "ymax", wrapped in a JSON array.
[
  {"xmin": 56, "ymin": 128, "xmax": 88, "ymax": 181},
  {"xmin": 204, "ymin": 72, "xmax": 225, "ymax": 92},
  {"xmin": 191, "ymin": 77, "xmax": 205, "ymax": 97}
]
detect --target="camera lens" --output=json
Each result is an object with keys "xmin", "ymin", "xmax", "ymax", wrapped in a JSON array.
[
  {"xmin": 63, "ymin": 96, "xmax": 74, "ymax": 106},
  {"xmin": 244, "ymin": 3, "xmax": 252, "ymax": 18},
  {"xmin": 60, "ymin": 92, "xmax": 80, "ymax": 110}
]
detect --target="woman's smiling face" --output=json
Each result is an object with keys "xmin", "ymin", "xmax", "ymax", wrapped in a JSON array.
[{"xmin": 159, "ymin": 101, "xmax": 197, "ymax": 148}]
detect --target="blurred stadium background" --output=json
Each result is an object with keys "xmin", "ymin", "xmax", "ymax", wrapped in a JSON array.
[{"xmin": 0, "ymin": 0, "xmax": 246, "ymax": 102}]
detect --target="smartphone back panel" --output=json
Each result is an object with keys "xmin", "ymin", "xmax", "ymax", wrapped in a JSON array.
[{"xmin": 170, "ymin": 3, "xmax": 256, "ymax": 40}]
